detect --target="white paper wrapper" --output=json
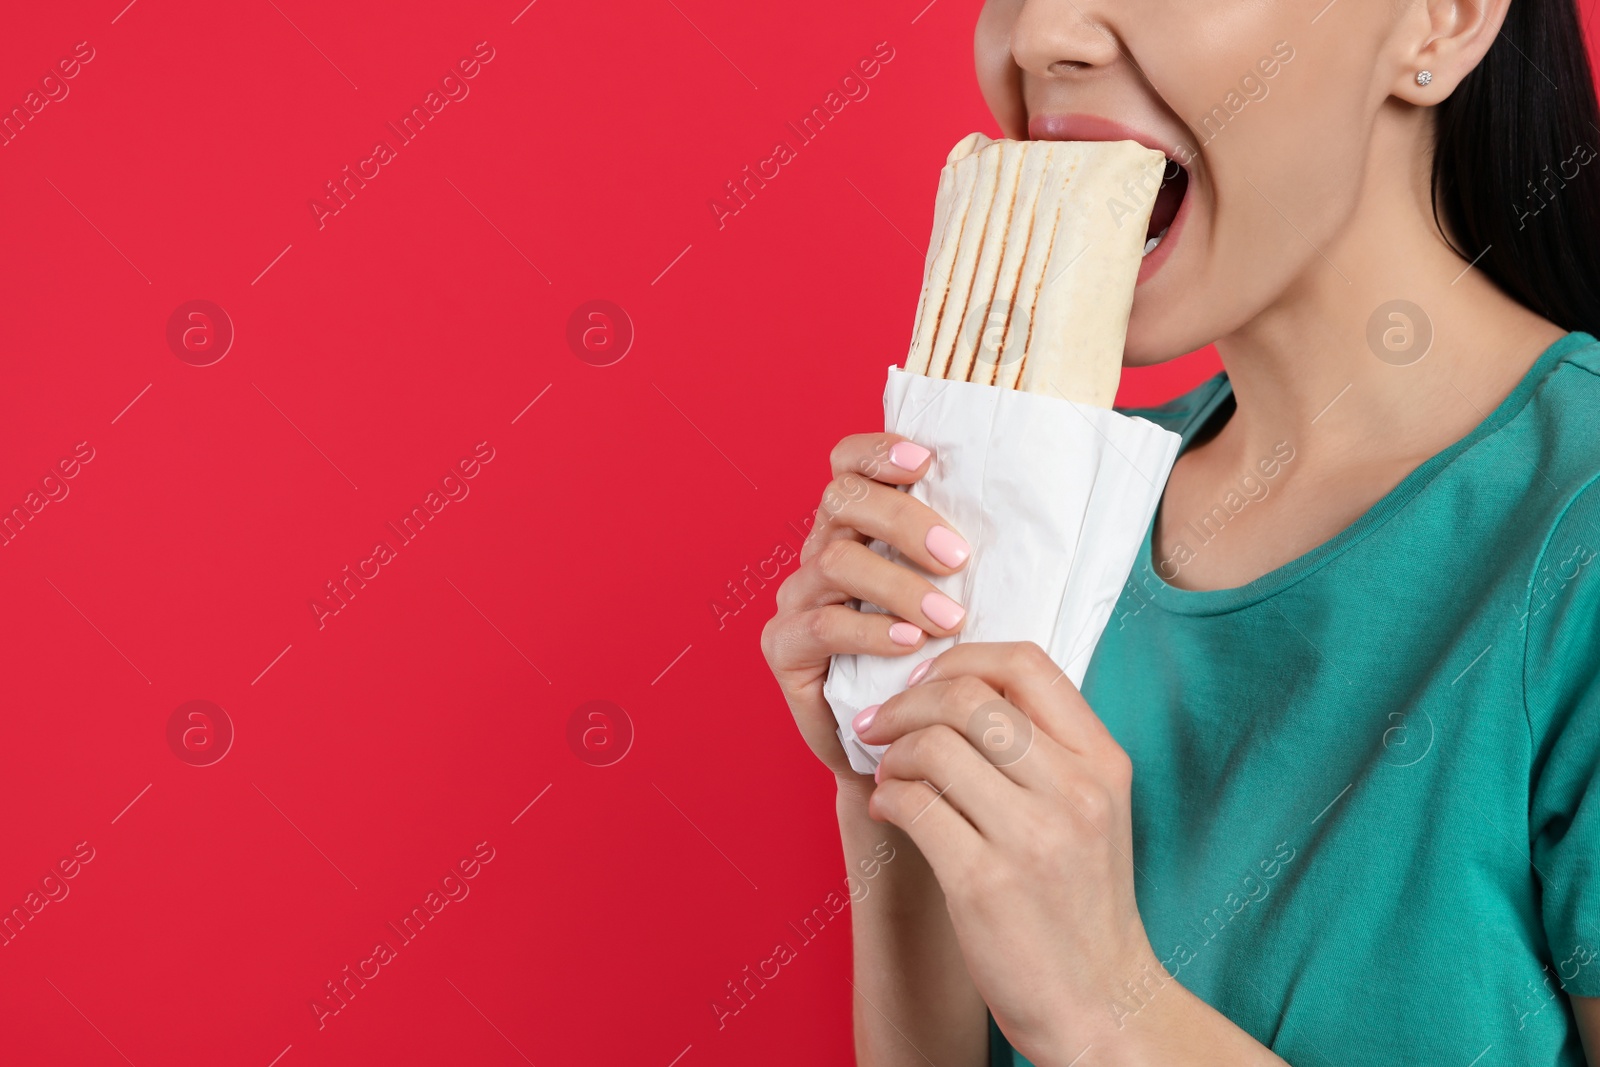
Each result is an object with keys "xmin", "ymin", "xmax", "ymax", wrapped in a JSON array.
[{"xmin": 823, "ymin": 365, "xmax": 1183, "ymax": 775}]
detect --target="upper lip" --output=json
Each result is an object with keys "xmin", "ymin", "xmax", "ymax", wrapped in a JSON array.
[{"xmin": 1027, "ymin": 113, "xmax": 1184, "ymax": 165}]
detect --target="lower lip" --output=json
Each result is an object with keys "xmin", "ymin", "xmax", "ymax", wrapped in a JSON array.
[{"xmin": 1136, "ymin": 183, "xmax": 1191, "ymax": 285}]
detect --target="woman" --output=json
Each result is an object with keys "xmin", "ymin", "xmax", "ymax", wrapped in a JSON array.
[{"xmin": 761, "ymin": 0, "xmax": 1600, "ymax": 1063}]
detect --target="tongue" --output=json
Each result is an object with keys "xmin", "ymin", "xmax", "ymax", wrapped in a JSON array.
[{"xmin": 1146, "ymin": 163, "xmax": 1187, "ymax": 241}]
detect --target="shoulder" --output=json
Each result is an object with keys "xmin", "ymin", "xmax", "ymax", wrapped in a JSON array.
[
  {"xmin": 1550, "ymin": 330, "xmax": 1600, "ymax": 378},
  {"xmin": 1462, "ymin": 330, "xmax": 1600, "ymax": 585},
  {"xmin": 1114, "ymin": 371, "xmax": 1231, "ymax": 438},
  {"xmin": 1500, "ymin": 332, "xmax": 1600, "ymax": 530},
  {"xmin": 1513, "ymin": 331, "xmax": 1600, "ymax": 454},
  {"xmin": 1519, "ymin": 352, "xmax": 1600, "ymax": 741}
]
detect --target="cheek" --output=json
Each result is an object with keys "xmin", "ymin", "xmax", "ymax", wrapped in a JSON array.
[
  {"xmin": 1127, "ymin": 11, "xmax": 1379, "ymax": 358},
  {"xmin": 974, "ymin": 0, "xmax": 1027, "ymax": 137},
  {"xmin": 1201, "ymin": 42, "xmax": 1373, "ymax": 273}
]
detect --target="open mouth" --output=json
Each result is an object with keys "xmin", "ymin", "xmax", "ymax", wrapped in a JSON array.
[{"xmin": 1144, "ymin": 158, "xmax": 1188, "ymax": 258}]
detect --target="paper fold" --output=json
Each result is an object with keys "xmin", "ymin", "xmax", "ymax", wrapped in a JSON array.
[{"xmin": 822, "ymin": 365, "xmax": 1183, "ymax": 775}]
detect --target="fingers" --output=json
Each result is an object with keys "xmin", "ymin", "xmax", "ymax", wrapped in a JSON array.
[
  {"xmin": 763, "ymin": 431, "xmax": 968, "ymax": 681},
  {"xmin": 804, "ymin": 476, "xmax": 972, "ymax": 584},
  {"xmin": 816, "ymin": 476, "xmax": 972, "ymax": 571},
  {"xmin": 830, "ymin": 432, "xmax": 934, "ymax": 484},
  {"xmin": 871, "ymin": 724, "xmax": 1017, "ymax": 838},
  {"xmin": 811, "ymin": 435, "xmax": 932, "ymax": 566},
  {"xmin": 900, "ymin": 641, "xmax": 1114, "ymax": 758},
  {"xmin": 777, "ymin": 539, "xmax": 968, "ymax": 638},
  {"xmin": 857, "ymin": 674, "xmax": 1051, "ymax": 788},
  {"xmin": 867, "ymin": 776, "xmax": 983, "ymax": 874},
  {"xmin": 805, "ymin": 435, "xmax": 970, "ymax": 577},
  {"xmin": 761, "ymin": 604, "xmax": 927, "ymax": 671}
]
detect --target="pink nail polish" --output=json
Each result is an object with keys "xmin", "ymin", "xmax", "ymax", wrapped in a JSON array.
[
  {"xmin": 925, "ymin": 525, "xmax": 970, "ymax": 567},
  {"xmin": 852, "ymin": 704, "xmax": 880, "ymax": 734},
  {"xmin": 921, "ymin": 590, "xmax": 966, "ymax": 630},
  {"xmin": 888, "ymin": 622, "xmax": 923, "ymax": 646},
  {"xmin": 907, "ymin": 660, "xmax": 932, "ymax": 685},
  {"xmin": 889, "ymin": 441, "xmax": 930, "ymax": 470}
]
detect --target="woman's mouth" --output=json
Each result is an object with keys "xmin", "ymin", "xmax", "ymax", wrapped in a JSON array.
[
  {"xmin": 1143, "ymin": 158, "xmax": 1188, "ymax": 258},
  {"xmin": 1135, "ymin": 155, "xmax": 1190, "ymax": 283}
]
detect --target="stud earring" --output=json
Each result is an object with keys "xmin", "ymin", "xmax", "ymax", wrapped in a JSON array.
[{"xmin": 1416, "ymin": 70, "xmax": 1433, "ymax": 87}]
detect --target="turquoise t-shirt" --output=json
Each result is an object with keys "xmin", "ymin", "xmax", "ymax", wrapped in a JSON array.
[{"xmin": 991, "ymin": 331, "xmax": 1600, "ymax": 1065}]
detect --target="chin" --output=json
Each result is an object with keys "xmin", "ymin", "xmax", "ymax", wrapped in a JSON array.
[{"xmin": 1121, "ymin": 310, "xmax": 1206, "ymax": 367}]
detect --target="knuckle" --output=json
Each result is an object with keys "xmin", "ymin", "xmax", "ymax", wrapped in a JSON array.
[
  {"xmin": 839, "ymin": 471, "xmax": 872, "ymax": 504},
  {"xmin": 853, "ymin": 612, "xmax": 880, "ymax": 650},
  {"xmin": 908, "ymin": 724, "xmax": 961, "ymax": 765},
  {"xmin": 831, "ymin": 607, "xmax": 872, "ymax": 653},
  {"xmin": 1102, "ymin": 745, "xmax": 1134, "ymax": 789},
  {"xmin": 1063, "ymin": 778, "xmax": 1114, "ymax": 826},
  {"xmin": 828, "ymin": 438, "xmax": 852, "ymax": 475},
  {"xmin": 890, "ymin": 730, "xmax": 926, "ymax": 768},
  {"xmin": 760, "ymin": 614, "xmax": 801, "ymax": 667},
  {"xmin": 819, "ymin": 475, "xmax": 861, "ymax": 521},
  {"xmin": 882, "ymin": 488, "xmax": 922, "ymax": 534},
  {"xmin": 801, "ymin": 608, "xmax": 833, "ymax": 645},
  {"xmin": 773, "ymin": 573, "xmax": 801, "ymax": 613},
  {"xmin": 927, "ymin": 722, "xmax": 966, "ymax": 755},
  {"xmin": 858, "ymin": 437, "xmax": 894, "ymax": 479},
  {"xmin": 797, "ymin": 523, "xmax": 828, "ymax": 564},
  {"xmin": 815, "ymin": 538, "xmax": 854, "ymax": 579},
  {"xmin": 947, "ymin": 675, "xmax": 994, "ymax": 711},
  {"xmin": 1021, "ymin": 826, "xmax": 1058, "ymax": 869},
  {"xmin": 759, "ymin": 615, "xmax": 780, "ymax": 661},
  {"xmin": 869, "ymin": 778, "xmax": 905, "ymax": 821},
  {"xmin": 1010, "ymin": 641, "xmax": 1055, "ymax": 676},
  {"xmin": 828, "ymin": 435, "xmax": 882, "ymax": 478}
]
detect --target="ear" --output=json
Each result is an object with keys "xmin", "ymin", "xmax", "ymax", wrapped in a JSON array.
[{"xmin": 1392, "ymin": 0, "xmax": 1512, "ymax": 102}]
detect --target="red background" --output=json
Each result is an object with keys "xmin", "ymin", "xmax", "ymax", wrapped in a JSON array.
[{"xmin": 6, "ymin": 1, "xmax": 1579, "ymax": 1064}]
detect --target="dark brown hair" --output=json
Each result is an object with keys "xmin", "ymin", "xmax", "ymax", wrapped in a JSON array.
[{"xmin": 1433, "ymin": 0, "xmax": 1600, "ymax": 333}]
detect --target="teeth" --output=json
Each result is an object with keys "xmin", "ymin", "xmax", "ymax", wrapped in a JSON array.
[{"xmin": 1142, "ymin": 225, "xmax": 1170, "ymax": 257}]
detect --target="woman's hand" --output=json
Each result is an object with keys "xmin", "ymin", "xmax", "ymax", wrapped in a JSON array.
[
  {"xmin": 760, "ymin": 432, "xmax": 974, "ymax": 786},
  {"xmin": 764, "ymin": 435, "xmax": 996, "ymax": 1065},
  {"xmin": 854, "ymin": 640, "xmax": 1164, "ymax": 1065}
]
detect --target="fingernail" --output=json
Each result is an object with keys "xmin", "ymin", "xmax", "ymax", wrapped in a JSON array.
[
  {"xmin": 852, "ymin": 704, "xmax": 880, "ymax": 735},
  {"xmin": 874, "ymin": 760, "xmax": 884, "ymax": 783},
  {"xmin": 888, "ymin": 622, "xmax": 923, "ymax": 646},
  {"xmin": 907, "ymin": 660, "xmax": 933, "ymax": 686},
  {"xmin": 921, "ymin": 590, "xmax": 966, "ymax": 629},
  {"xmin": 889, "ymin": 441, "xmax": 930, "ymax": 470},
  {"xmin": 925, "ymin": 525, "xmax": 970, "ymax": 567}
]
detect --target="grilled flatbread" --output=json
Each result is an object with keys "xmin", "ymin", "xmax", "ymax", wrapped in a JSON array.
[{"xmin": 904, "ymin": 135, "xmax": 1166, "ymax": 407}]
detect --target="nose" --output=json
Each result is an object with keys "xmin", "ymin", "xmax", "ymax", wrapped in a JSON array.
[{"xmin": 1009, "ymin": 0, "xmax": 1125, "ymax": 79}]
